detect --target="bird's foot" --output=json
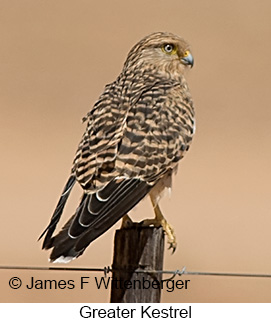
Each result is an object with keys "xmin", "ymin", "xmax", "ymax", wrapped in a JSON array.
[{"xmin": 140, "ymin": 217, "xmax": 177, "ymax": 253}]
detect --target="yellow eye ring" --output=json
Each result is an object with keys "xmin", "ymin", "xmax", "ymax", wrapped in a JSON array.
[{"xmin": 162, "ymin": 44, "xmax": 177, "ymax": 55}]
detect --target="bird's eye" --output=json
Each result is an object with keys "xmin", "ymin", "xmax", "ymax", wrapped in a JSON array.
[{"xmin": 162, "ymin": 44, "xmax": 177, "ymax": 54}]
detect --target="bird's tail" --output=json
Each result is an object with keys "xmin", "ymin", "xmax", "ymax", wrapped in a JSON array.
[
  {"xmin": 40, "ymin": 178, "xmax": 151, "ymax": 263},
  {"xmin": 38, "ymin": 175, "xmax": 76, "ymax": 250}
]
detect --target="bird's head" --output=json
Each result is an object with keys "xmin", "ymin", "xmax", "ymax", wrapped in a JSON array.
[{"xmin": 124, "ymin": 32, "xmax": 194, "ymax": 79}]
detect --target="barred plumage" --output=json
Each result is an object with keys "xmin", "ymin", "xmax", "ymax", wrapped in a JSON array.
[{"xmin": 39, "ymin": 32, "xmax": 195, "ymax": 262}]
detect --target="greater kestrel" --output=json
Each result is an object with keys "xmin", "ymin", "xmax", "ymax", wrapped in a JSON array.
[{"xmin": 39, "ymin": 32, "xmax": 195, "ymax": 263}]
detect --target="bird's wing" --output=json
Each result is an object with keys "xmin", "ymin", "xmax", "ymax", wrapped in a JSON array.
[
  {"xmin": 40, "ymin": 80, "xmax": 132, "ymax": 251},
  {"xmin": 41, "ymin": 80, "xmax": 194, "ymax": 262}
]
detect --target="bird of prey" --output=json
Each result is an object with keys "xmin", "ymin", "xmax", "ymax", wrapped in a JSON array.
[{"xmin": 39, "ymin": 31, "xmax": 195, "ymax": 263}]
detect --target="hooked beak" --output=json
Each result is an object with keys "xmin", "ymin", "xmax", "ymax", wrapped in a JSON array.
[{"xmin": 181, "ymin": 51, "xmax": 194, "ymax": 68}]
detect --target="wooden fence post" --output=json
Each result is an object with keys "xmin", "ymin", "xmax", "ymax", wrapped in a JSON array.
[{"xmin": 110, "ymin": 224, "xmax": 164, "ymax": 303}]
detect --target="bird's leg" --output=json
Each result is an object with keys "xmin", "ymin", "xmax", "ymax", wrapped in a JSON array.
[
  {"xmin": 121, "ymin": 214, "xmax": 134, "ymax": 228},
  {"xmin": 141, "ymin": 194, "xmax": 177, "ymax": 253}
]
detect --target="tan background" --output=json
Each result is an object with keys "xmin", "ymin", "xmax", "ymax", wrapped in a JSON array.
[{"xmin": 1, "ymin": 0, "xmax": 271, "ymax": 302}]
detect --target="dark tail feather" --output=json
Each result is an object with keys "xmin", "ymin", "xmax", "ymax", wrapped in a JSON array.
[
  {"xmin": 38, "ymin": 175, "xmax": 76, "ymax": 249},
  {"xmin": 48, "ymin": 194, "xmax": 89, "ymax": 262},
  {"xmin": 48, "ymin": 179, "xmax": 151, "ymax": 262}
]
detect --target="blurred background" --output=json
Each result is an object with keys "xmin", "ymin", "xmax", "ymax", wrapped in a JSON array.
[{"xmin": 1, "ymin": 0, "xmax": 271, "ymax": 302}]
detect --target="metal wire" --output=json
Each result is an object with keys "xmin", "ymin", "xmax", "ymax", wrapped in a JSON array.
[{"xmin": 0, "ymin": 265, "xmax": 271, "ymax": 279}]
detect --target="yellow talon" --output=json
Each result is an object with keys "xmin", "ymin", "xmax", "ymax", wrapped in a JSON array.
[{"xmin": 140, "ymin": 194, "xmax": 177, "ymax": 253}]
